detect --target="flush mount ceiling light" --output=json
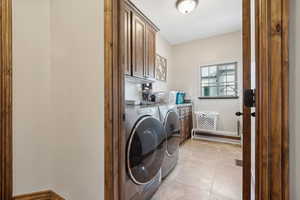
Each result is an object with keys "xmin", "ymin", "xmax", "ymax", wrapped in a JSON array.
[{"xmin": 176, "ymin": 0, "xmax": 199, "ymax": 14}]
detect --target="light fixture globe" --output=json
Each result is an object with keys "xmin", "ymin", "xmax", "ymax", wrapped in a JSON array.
[{"xmin": 176, "ymin": 0, "xmax": 199, "ymax": 14}]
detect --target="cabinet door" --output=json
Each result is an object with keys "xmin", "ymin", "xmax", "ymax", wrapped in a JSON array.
[
  {"xmin": 184, "ymin": 118, "xmax": 189, "ymax": 139},
  {"xmin": 187, "ymin": 107, "xmax": 192, "ymax": 138},
  {"xmin": 187, "ymin": 116, "xmax": 192, "ymax": 138},
  {"xmin": 145, "ymin": 26, "xmax": 156, "ymax": 78},
  {"xmin": 180, "ymin": 119, "xmax": 185, "ymax": 143},
  {"xmin": 132, "ymin": 13, "xmax": 146, "ymax": 78},
  {"xmin": 123, "ymin": 4, "xmax": 131, "ymax": 75}
]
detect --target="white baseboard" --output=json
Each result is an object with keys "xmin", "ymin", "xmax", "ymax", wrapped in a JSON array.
[{"xmin": 192, "ymin": 135, "xmax": 241, "ymax": 145}]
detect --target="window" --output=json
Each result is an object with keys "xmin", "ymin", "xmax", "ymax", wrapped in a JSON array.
[{"xmin": 199, "ymin": 62, "xmax": 238, "ymax": 99}]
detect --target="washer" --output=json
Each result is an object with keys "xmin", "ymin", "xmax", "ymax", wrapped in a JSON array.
[
  {"xmin": 124, "ymin": 105, "xmax": 166, "ymax": 200},
  {"xmin": 159, "ymin": 105, "xmax": 180, "ymax": 179}
]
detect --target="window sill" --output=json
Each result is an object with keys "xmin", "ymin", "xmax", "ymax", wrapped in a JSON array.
[{"xmin": 198, "ymin": 96, "xmax": 239, "ymax": 100}]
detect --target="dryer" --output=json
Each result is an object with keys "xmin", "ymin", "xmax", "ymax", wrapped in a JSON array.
[
  {"xmin": 124, "ymin": 105, "xmax": 166, "ymax": 200},
  {"xmin": 159, "ymin": 105, "xmax": 180, "ymax": 179}
]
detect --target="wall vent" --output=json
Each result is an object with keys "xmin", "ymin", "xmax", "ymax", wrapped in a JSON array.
[{"xmin": 194, "ymin": 111, "xmax": 219, "ymax": 131}]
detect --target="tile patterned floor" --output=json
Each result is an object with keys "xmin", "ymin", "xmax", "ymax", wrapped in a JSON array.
[{"xmin": 151, "ymin": 139, "xmax": 242, "ymax": 200}]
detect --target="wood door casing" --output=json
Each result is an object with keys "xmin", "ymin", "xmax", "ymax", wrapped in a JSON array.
[
  {"xmin": 242, "ymin": 0, "xmax": 252, "ymax": 199},
  {"xmin": 132, "ymin": 13, "xmax": 146, "ymax": 78},
  {"xmin": 105, "ymin": 0, "xmax": 124, "ymax": 199},
  {"xmin": 0, "ymin": 0, "xmax": 13, "ymax": 199},
  {"xmin": 145, "ymin": 25, "xmax": 156, "ymax": 79},
  {"xmin": 123, "ymin": 4, "xmax": 131, "ymax": 75},
  {"xmin": 255, "ymin": 0, "xmax": 290, "ymax": 199}
]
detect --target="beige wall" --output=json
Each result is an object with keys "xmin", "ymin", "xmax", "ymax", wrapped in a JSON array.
[
  {"xmin": 50, "ymin": 0, "xmax": 104, "ymax": 199},
  {"xmin": 153, "ymin": 33, "xmax": 173, "ymax": 92},
  {"xmin": 13, "ymin": 0, "xmax": 104, "ymax": 199},
  {"xmin": 170, "ymin": 32, "xmax": 243, "ymax": 133},
  {"xmin": 12, "ymin": 0, "xmax": 53, "ymax": 195},
  {"xmin": 290, "ymin": 0, "xmax": 299, "ymax": 199}
]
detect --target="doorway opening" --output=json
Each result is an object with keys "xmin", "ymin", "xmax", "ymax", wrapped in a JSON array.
[
  {"xmin": 114, "ymin": 0, "xmax": 255, "ymax": 200},
  {"xmin": 104, "ymin": 0, "xmax": 289, "ymax": 199}
]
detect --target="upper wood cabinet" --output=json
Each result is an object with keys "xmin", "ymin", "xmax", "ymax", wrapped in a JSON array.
[
  {"xmin": 145, "ymin": 26, "xmax": 156, "ymax": 79},
  {"xmin": 132, "ymin": 13, "xmax": 146, "ymax": 78},
  {"xmin": 123, "ymin": 1, "xmax": 159, "ymax": 79},
  {"xmin": 124, "ymin": 4, "xmax": 132, "ymax": 75}
]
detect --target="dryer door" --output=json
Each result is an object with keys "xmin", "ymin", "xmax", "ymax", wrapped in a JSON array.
[
  {"xmin": 164, "ymin": 110, "xmax": 180, "ymax": 156},
  {"xmin": 127, "ymin": 116, "xmax": 166, "ymax": 185}
]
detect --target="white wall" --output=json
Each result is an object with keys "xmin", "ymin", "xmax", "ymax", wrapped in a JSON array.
[
  {"xmin": 125, "ymin": 33, "xmax": 173, "ymax": 101},
  {"xmin": 13, "ymin": 0, "xmax": 104, "ymax": 199},
  {"xmin": 153, "ymin": 33, "xmax": 173, "ymax": 92},
  {"xmin": 50, "ymin": 0, "xmax": 104, "ymax": 199},
  {"xmin": 12, "ymin": 0, "xmax": 53, "ymax": 195},
  {"xmin": 170, "ymin": 32, "xmax": 242, "ymax": 132},
  {"xmin": 125, "ymin": 81, "xmax": 141, "ymax": 101},
  {"xmin": 289, "ymin": 0, "xmax": 299, "ymax": 199}
]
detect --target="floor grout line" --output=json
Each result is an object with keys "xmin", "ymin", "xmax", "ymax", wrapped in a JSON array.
[{"xmin": 152, "ymin": 139, "xmax": 242, "ymax": 200}]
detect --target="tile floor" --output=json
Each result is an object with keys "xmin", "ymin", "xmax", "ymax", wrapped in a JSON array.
[{"xmin": 151, "ymin": 139, "xmax": 242, "ymax": 200}]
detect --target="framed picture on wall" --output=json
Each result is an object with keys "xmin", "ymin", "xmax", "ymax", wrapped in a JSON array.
[{"xmin": 155, "ymin": 54, "xmax": 167, "ymax": 82}]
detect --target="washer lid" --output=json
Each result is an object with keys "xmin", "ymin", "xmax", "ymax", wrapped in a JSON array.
[
  {"xmin": 127, "ymin": 116, "xmax": 166, "ymax": 185},
  {"xmin": 164, "ymin": 110, "xmax": 180, "ymax": 156}
]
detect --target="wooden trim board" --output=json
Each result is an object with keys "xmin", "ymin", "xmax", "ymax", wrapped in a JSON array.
[
  {"xmin": 255, "ymin": 0, "xmax": 290, "ymax": 199},
  {"xmin": 13, "ymin": 191, "xmax": 64, "ymax": 200},
  {"xmin": 0, "ymin": 0, "xmax": 13, "ymax": 199},
  {"xmin": 104, "ymin": 0, "xmax": 124, "ymax": 199},
  {"xmin": 282, "ymin": 0, "xmax": 290, "ymax": 199},
  {"xmin": 242, "ymin": 0, "xmax": 252, "ymax": 199},
  {"xmin": 193, "ymin": 131, "xmax": 241, "ymax": 141}
]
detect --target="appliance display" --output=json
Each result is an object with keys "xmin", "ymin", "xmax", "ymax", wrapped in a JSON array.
[
  {"xmin": 159, "ymin": 105, "xmax": 181, "ymax": 179},
  {"xmin": 141, "ymin": 83, "xmax": 153, "ymax": 102},
  {"xmin": 124, "ymin": 105, "xmax": 166, "ymax": 200}
]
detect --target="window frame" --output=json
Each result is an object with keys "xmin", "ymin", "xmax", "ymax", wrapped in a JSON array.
[{"xmin": 198, "ymin": 62, "xmax": 239, "ymax": 99}]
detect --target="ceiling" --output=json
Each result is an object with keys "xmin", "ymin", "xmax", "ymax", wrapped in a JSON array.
[{"xmin": 130, "ymin": 0, "xmax": 242, "ymax": 45}]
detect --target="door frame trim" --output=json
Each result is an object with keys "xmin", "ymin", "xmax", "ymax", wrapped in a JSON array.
[
  {"xmin": 242, "ymin": 0, "xmax": 252, "ymax": 199},
  {"xmin": 0, "ymin": 0, "xmax": 13, "ymax": 199},
  {"xmin": 104, "ymin": 0, "xmax": 124, "ymax": 199},
  {"xmin": 255, "ymin": 0, "xmax": 290, "ymax": 199}
]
